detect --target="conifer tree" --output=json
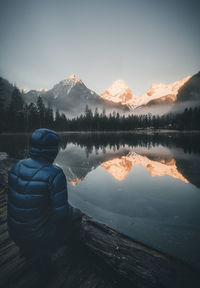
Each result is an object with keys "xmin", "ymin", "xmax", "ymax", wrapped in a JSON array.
[
  {"xmin": 37, "ymin": 96, "xmax": 46, "ymax": 127},
  {"xmin": 8, "ymin": 88, "xmax": 24, "ymax": 131}
]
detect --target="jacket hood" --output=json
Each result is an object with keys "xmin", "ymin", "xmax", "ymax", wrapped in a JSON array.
[{"xmin": 29, "ymin": 129, "xmax": 59, "ymax": 162}]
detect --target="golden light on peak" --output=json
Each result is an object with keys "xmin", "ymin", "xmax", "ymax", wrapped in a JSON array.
[
  {"xmin": 101, "ymin": 153, "xmax": 189, "ymax": 183},
  {"xmin": 69, "ymin": 178, "xmax": 83, "ymax": 186},
  {"xmin": 101, "ymin": 157, "xmax": 132, "ymax": 181}
]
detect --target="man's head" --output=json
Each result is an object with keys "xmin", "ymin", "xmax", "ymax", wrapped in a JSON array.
[{"xmin": 29, "ymin": 129, "xmax": 59, "ymax": 162}]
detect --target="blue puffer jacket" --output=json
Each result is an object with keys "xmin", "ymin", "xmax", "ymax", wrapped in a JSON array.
[{"xmin": 7, "ymin": 129, "xmax": 71, "ymax": 242}]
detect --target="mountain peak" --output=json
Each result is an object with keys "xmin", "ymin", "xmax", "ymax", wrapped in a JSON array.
[
  {"xmin": 112, "ymin": 79, "xmax": 129, "ymax": 87},
  {"xmin": 21, "ymin": 88, "xmax": 30, "ymax": 93},
  {"xmin": 146, "ymin": 76, "xmax": 191, "ymax": 98},
  {"xmin": 67, "ymin": 74, "xmax": 82, "ymax": 83},
  {"xmin": 101, "ymin": 79, "xmax": 133, "ymax": 104},
  {"xmin": 39, "ymin": 88, "xmax": 48, "ymax": 92}
]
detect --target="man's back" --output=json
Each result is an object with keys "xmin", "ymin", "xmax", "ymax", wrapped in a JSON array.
[{"xmin": 7, "ymin": 129, "xmax": 71, "ymax": 244}]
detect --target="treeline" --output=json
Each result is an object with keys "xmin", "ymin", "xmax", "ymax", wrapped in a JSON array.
[
  {"xmin": 0, "ymin": 88, "xmax": 56, "ymax": 132},
  {"xmin": 1, "ymin": 87, "xmax": 200, "ymax": 132},
  {"xmin": 65, "ymin": 105, "xmax": 200, "ymax": 131}
]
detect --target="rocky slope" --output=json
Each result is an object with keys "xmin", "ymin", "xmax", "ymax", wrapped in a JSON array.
[{"xmin": 176, "ymin": 71, "xmax": 200, "ymax": 102}]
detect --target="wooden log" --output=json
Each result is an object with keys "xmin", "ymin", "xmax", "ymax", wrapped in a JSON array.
[
  {"xmin": 0, "ymin": 231, "xmax": 10, "ymax": 246},
  {"xmin": 0, "ymin": 253, "xmax": 27, "ymax": 286},
  {"xmin": 79, "ymin": 216, "xmax": 200, "ymax": 288},
  {"xmin": 0, "ymin": 221, "xmax": 7, "ymax": 234},
  {"xmin": 0, "ymin": 243, "xmax": 19, "ymax": 267},
  {"xmin": 0, "ymin": 209, "xmax": 199, "ymax": 288}
]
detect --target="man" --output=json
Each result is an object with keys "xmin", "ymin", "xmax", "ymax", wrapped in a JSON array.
[{"xmin": 7, "ymin": 129, "xmax": 79, "ymax": 274}]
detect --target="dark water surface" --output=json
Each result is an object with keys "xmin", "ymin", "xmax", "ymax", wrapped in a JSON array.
[{"xmin": 1, "ymin": 132, "xmax": 200, "ymax": 267}]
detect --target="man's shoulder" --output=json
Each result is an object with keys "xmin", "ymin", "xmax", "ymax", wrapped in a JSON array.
[
  {"xmin": 11, "ymin": 158, "xmax": 41, "ymax": 172},
  {"xmin": 33, "ymin": 160, "xmax": 64, "ymax": 180},
  {"xmin": 10, "ymin": 159, "xmax": 64, "ymax": 181},
  {"xmin": 10, "ymin": 159, "xmax": 24, "ymax": 175},
  {"xmin": 48, "ymin": 163, "xmax": 65, "ymax": 182},
  {"xmin": 51, "ymin": 164, "xmax": 64, "ymax": 175}
]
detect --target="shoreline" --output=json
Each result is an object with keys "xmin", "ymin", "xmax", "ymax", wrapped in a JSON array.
[{"xmin": 1, "ymin": 129, "xmax": 200, "ymax": 135}]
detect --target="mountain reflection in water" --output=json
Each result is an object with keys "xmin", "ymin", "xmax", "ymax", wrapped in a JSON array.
[
  {"xmin": 67, "ymin": 153, "xmax": 188, "ymax": 184},
  {"xmin": 102, "ymin": 154, "xmax": 188, "ymax": 183},
  {"xmin": 0, "ymin": 132, "xmax": 200, "ymax": 267},
  {"xmin": 54, "ymin": 132, "xmax": 200, "ymax": 188},
  {"xmin": 55, "ymin": 132, "xmax": 200, "ymax": 268}
]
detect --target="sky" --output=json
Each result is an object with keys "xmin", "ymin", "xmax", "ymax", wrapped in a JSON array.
[{"xmin": 0, "ymin": 0, "xmax": 199, "ymax": 95}]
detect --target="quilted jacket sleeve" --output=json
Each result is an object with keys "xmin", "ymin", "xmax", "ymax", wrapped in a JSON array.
[{"xmin": 49, "ymin": 169, "xmax": 72, "ymax": 222}]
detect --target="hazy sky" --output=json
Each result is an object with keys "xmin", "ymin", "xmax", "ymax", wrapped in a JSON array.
[{"xmin": 0, "ymin": 0, "xmax": 199, "ymax": 94}]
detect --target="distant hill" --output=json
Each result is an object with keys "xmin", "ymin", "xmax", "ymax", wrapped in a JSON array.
[
  {"xmin": 176, "ymin": 71, "xmax": 200, "ymax": 102},
  {"xmin": 0, "ymin": 77, "xmax": 15, "ymax": 108},
  {"xmin": 171, "ymin": 71, "xmax": 200, "ymax": 112}
]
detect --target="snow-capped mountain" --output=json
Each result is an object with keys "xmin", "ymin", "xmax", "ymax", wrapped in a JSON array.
[
  {"xmin": 100, "ymin": 80, "xmax": 133, "ymax": 104},
  {"xmin": 51, "ymin": 74, "xmax": 85, "ymax": 99},
  {"xmin": 22, "ymin": 73, "xmax": 196, "ymax": 116},
  {"xmin": 2, "ymin": 71, "xmax": 198, "ymax": 119},
  {"xmin": 100, "ymin": 76, "xmax": 191, "ymax": 109},
  {"xmin": 25, "ymin": 74, "xmax": 104, "ymax": 116},
  {"xmin": 51, "ymin": 74, "xmax": 101, "ymax": 110}
]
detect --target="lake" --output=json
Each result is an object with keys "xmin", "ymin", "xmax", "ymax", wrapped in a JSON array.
[{"xmin": 1, "ymin": 131, "xmax": 200, "ymax": 268}]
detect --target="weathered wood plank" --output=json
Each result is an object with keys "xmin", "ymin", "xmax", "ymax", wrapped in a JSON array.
[
  {"xmin": 0, "ymin": 254, "xmax": 27, "ymax": 286},
  {"xmin": 0, "ymin": 243, "xmax": 19, "ymax": 267},
  {"xmin": 1, "ymin": 206, "xmax": 200, "ymax": 288},
  {"xmin": 0, "ymin": 221, "xmax": 7, "ymax": 234},
  {"xmin": 80, "ymin": 216, "xmax": 200, "ymax": 288},
  {"xmin": 0, "ymin": 231, "xmax": 10, "ymax": 246}
]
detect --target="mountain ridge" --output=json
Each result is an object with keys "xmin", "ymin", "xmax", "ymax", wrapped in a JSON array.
[
  {"xmin": 23, "ymin": 73, "xmax": 192, "ymax": 115},
  {"xmin": 100, "ymin": 76, "xmax": 191, "ymax": 109},
  {"xmin": 1, "ymin": 72, "xmax": 199, "ymax": 116}
]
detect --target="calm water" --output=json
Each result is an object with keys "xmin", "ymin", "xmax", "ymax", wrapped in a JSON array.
[{"xmin": 1, "ymin": 132, "xmax": 200, "ymax": 267}]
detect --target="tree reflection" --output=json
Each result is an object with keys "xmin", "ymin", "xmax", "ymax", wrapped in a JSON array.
[
  {"xmin": 0, "ymin": 132, "xmax": 200, "ymax": 159},
  {"xmin": 59, "ymin": 132, "xmax": 200, "ymax": 156}
]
